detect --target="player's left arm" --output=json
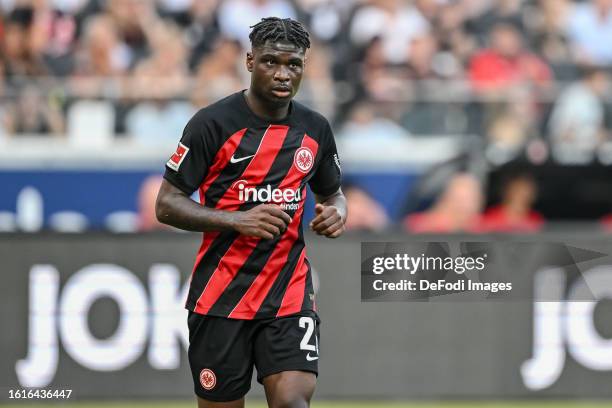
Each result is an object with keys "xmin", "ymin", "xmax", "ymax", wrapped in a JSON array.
[
  {"xmin": 310, "ymin": 188, "xmax": 347, "ymax": 238},
  {"xmin": 308, "ymin": 118, "xmax": 346, "ymax": 238}
]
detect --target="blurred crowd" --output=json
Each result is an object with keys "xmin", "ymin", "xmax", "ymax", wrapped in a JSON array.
[
  {"xmin": 3, "ymin": 0, "xmax": 612, "ymax": 232},
  {"xmin": 342, "ymin": 168, "xmax": 544, "ymax": 233},
  {"xmin": 1, "ymin": 0, "xmax": 611, "ymax": 145}
]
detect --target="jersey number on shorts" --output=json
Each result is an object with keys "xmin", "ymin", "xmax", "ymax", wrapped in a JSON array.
[{"xmin": 299, "ymin": 317, "xmax": 319, "ymax": 360}]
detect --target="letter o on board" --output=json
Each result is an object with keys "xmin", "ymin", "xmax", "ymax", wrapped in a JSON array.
[
  {"xmin": 59, "ymin": 264, "xmax": 148, "ymax": 371},
  {"xmin": 567, "ymin": 266, "xmax": 612, "ymax": 370}
]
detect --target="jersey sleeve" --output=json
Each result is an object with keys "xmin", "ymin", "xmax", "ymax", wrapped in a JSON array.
[
  {"xmin": 163, "ymin": 112, "xmax": 217, "ymax": 195},
  {"xmin": 308, "ymin": 120, "xmax": 342, "ymax": 197}
]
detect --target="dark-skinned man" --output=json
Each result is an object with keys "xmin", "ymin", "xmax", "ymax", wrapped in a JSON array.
[{"xmin": 155, "ymin": 17, "xmax": 347, "ymax": 408}]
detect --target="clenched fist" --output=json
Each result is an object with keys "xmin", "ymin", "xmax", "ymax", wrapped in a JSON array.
[
  {"xmin": 232, "ymin": 204, "xmax": 292, "ymax": 239},
  {"xmin": 309, "ymin": 203, "xmax": 346, "ymax": 238}
]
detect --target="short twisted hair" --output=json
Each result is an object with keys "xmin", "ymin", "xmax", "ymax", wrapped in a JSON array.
[{"xmin": 249, "ymin": 17, "xmax": 310, "ymax": 51}]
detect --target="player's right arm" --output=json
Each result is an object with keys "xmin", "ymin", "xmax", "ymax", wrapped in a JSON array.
[
  {"xmin": 156, "ymin": 180, "xmax": 291, "ymax": 239},
  {"xmin": 156, "ymin": 110, "xmax": 291, "ymax": 239}
]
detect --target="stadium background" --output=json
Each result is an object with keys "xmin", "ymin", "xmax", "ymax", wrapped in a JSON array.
[{"xmin": 2, "ymin": 0, "xmax": 612, "ymax": 407}]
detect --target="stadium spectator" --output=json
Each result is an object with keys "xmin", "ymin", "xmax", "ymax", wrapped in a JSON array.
[
  {"xmin": 183, "ymin": 0, "xmax": 221, "ymax": 69},
  {"xmin": 2, "ymin": 85, "xmax": 65, "ymax": 136},
  {"xmin": 464, "ymin": 0, "xmax": 525, "ymax": 45},
  {"xmin": 566, "ymin": 0, "xmax": 612, "ymax": 65},
  {"xmin": 468, "ymin": 20, "xmax": 553, "ymax": 136},
  {"xmin": 414, "ymin": 0, "xmax": 443, "ymax": 23},
  {"xmin": 2, "ymin": 6, "xmax": 47, "ymax": 78},
  {"xmin": 70, "ymin": 14, "xmax": 129, "ymax": 100},
  {"xmin": 434, "ymin": 1, "xmax": 476, "ymax": 66},
  {"xmin": 484, "ymin": 104, "xmax": 531, "ymax": 162},
  {"xmin": 125, "ymin": 21, "xmax": 194, "ymax": 142},
  {"xmin": 125, "ymin": 99, "xmax": 194, "ymax": 143},
  {"xmin": 358, "ymin": 36, "xmax": 411, "ymax": 102},
  {"xmin": 294, "ymin": 0, "xmax": 345, "ymax": 43},
  {"xmin": 343, "ymin": 185, "xmax": 389, "ymax": 231},
  {"xmin": 157, "ymin": 0, "xmax": 194, "ymax": 24},
  {"xmin": 104, "ymin": 0, "xmax": 158, "ymax": 63},
  {"xmin": 295, "ymin": 40, "xmax": 336, "ymax": 119},
  {"xmin": 480, "ymin": 172, "xmax": 544, "ymax": 232},
  {"xmin": 548, "ymin": 65, "xmax": 609, "ymax": 162},
  {"xmin": 138, "ymin": 174, "xmax": 172, "ymax": 231},
  {"xmin": 468, "ymin": 21, "xmax": 552, "ymax": 92},
  {"xmin": 532, "ymin": 0, "xmax": 572, "ymax": 38},
  {"xmin": 39, "ymin": 0, "xmax": 80, "ymax": 75},
  {"xmin": 529, "ymin": 0, "xmax": 574, "ymax": 79},
  {"xmin": 75, "ymin": 14, "xmax": 128, "ymax": 76},
  {"xmin": 194, "ymin": 37, "xmax": 245, "ymax": 102},
  {"xmin": 217, "ymin": 0, "xmax": 297, "ymax": 47},
  {"xmin": 403, "ymin": 172, "xmax": 483, "ymax": 233},
  {"xmin": 129, "ymin": 21, "xmax": 189, "ymax": 99},
  {"xmin": 399, "ymin": 31, "xmax": 467, "ymax": 135},
  {"xmin": 406, "ymin": 33, "xmax": 441, "ymax": 80},
  {"xmin": 349, "ymin": 0, "xmax": 429, "ymax": 65},
  {"xmin": 338, "ymin": 101, "xmax": 409, "ymax": 154}
]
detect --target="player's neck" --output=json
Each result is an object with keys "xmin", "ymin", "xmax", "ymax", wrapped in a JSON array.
[{"xmin": 244, "ymin": 89, "xmax": 290, "ymax": 122}]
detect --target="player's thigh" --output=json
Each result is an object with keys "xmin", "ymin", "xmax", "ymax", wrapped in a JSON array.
[
  {"xmin": 196, "ymin": 395, "xmax": 245, "ymax": 408},
  {"xmin": 188, "ymin": 311, "xmax": 255, "ymax": 402},
  {"xmin": 263, "ymin": 370, "xmax": 316, "ymax": 408},
  {"xmin": 254, "ymin": 311, "xmax": 320, "ymax": 405}
]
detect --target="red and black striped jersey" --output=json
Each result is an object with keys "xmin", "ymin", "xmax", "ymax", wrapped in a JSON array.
[{"xmin": 164, "ymin": 91, "xmax": 341, "ymax": 319}]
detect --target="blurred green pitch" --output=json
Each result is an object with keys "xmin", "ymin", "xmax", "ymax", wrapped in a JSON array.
[{"xmin": 3, "ymin": 402, "xmax": 612, "ymax": 408}]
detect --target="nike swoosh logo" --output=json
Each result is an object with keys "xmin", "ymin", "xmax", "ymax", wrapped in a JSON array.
[
  {"xmin": 306, "ymin": 353, "xmax": 319, "ymax": 361},
  {"xmin": 230, "ymin": 154, "xmax": 255, "ymax": 164}
]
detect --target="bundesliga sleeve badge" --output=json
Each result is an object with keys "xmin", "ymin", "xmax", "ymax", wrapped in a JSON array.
[{"xmin": 167, "ymin": 142, "xmax": 189, "ymax": 171}]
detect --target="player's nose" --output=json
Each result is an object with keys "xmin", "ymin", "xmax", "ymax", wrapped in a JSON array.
[{"xmin": 273, "ymin": 65, "xmax": 290, "ymax": 82}]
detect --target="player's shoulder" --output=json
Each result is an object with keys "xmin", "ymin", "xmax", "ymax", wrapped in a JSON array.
[
  {"xmin": 291, "ymin": 100, "xmax": 332, "ymax": 135},
  {"xmin": 292, "ymin": 100, "xmax": 330, "ymax": 126},
  {"xmin": 190, "ymin": 92, "xmax": 243, "ymax": 125}
]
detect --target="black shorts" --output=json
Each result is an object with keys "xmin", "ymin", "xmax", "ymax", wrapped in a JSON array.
[{"xmin": 187, "ymin": 310, "xmax": 320, "ymax": 402}]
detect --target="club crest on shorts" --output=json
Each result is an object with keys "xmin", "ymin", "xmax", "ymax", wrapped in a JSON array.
[
  {"xmin": 294, "ymin": 147, "xmax": 314, "ymax": 173},
  {"xmin": 200, "ymin": 368, "xmax": 216, "ymax": 390},
  {"xmin": 167, "ymin": 142, "xmax": 189, "ymax": 171}
]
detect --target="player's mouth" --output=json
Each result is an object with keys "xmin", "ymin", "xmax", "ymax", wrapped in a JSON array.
[{"xmin": 271, "ymin": 86, "xmax": 292, "ymax": 98}]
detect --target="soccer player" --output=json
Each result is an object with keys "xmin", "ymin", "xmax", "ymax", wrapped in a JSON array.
[{"xmin": 155, "ymin": 17, "xmax": 347, "ymax": 408}]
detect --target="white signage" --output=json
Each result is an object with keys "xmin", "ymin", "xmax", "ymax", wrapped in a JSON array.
[{"xmin": 16, "ymin": 264, "xmax": 189, "ymax": 388}]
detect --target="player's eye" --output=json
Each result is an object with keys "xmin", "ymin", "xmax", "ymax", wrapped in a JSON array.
[{"xmin": 265, "ymin": 59, "xmax": 275, "ymax": 66}]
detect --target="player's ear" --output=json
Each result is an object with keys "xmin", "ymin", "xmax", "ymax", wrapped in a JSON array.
[{"xmin": 246, "ymin": 51, "xmax": 254, "ymax": 72}]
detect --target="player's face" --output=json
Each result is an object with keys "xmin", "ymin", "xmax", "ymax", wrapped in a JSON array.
[{"xmin": 247, "ymin": 40, "xmax": 306, "ymax": 104}]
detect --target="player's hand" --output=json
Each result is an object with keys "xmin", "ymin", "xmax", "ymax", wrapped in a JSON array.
[
  {"xmin": 233, "ymin": 204, "xmax": 292, "ymax": 239},
  {"xmin": 309, "ymin": 203, "xmax": 345, "ymax": 238}
]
